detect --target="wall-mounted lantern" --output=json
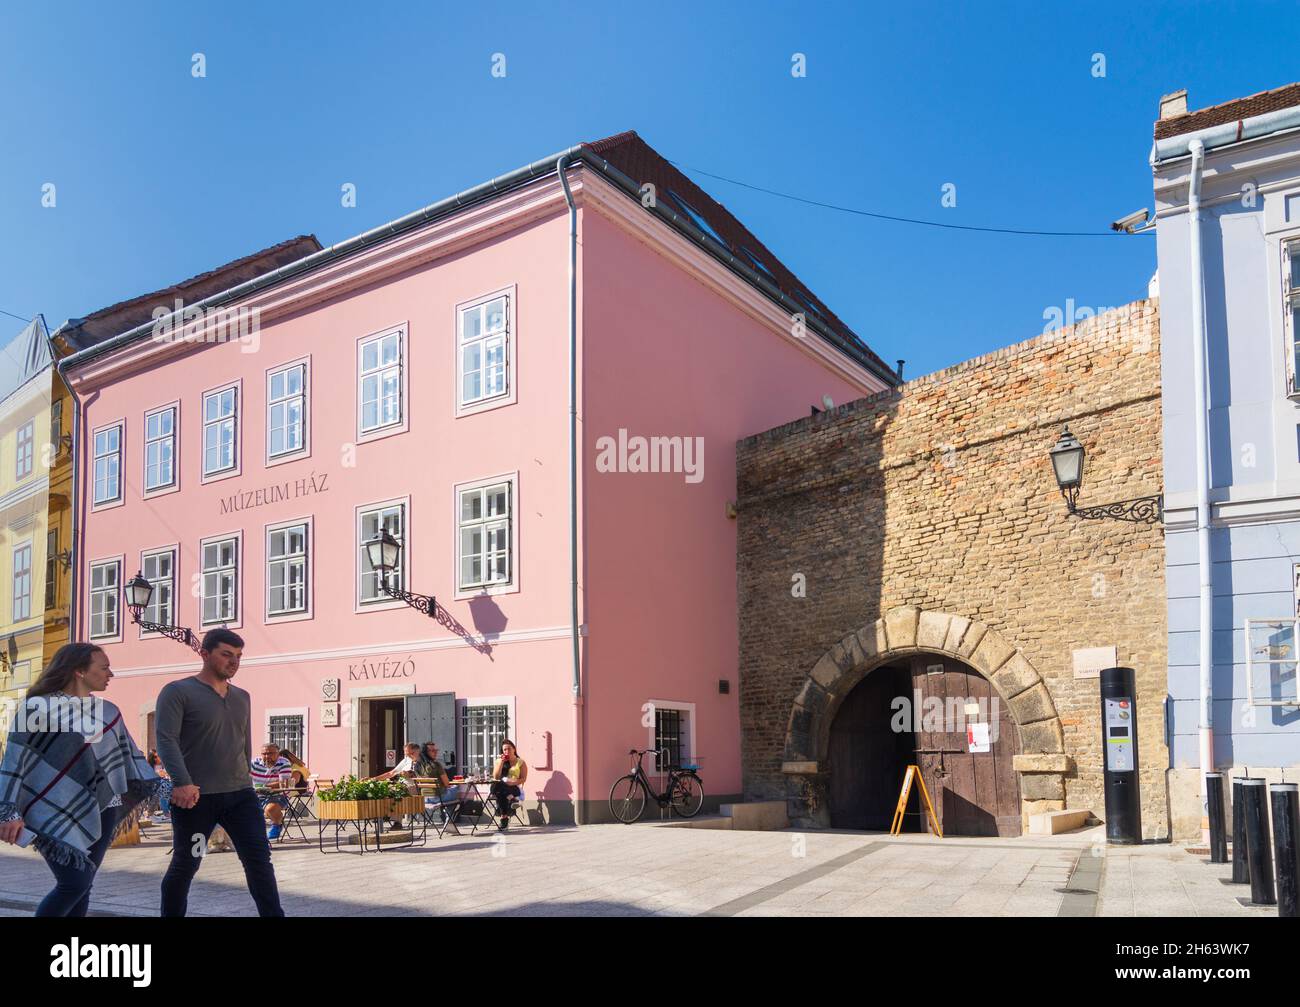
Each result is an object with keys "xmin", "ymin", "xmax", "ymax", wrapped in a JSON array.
[
  {"xmin": 365, "ymin": 530, "xmax": 437, "ymax": 617},
  {"xmin": 125, "ymin": 572, "xmax": 202, "ymax": 652},
  {"xmin": 1049, "ymin": 426, "xmax": 1163, "ymax": 524}
]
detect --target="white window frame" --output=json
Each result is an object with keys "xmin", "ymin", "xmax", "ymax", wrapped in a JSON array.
[
  {"xmin": 15, "ymin": 420, "xmax": 33, "ymax": 480},
  {"xmin": 455, "ymin": 286, "xmax": 517, "ymax": 417},
  {"xmin": 456, "ymin": 695, "xmax": 517, "ymax": 777},
  {"xmin": 199, "ymin": 531, "xmax": 242, "ymax": 628},
  {"xmin": 266, "ymin": 516, "xmax": 313, "ymax": 622},
  {"xmin": 143, "ymin": 402, "xmax": 179, "ymax": 496},
  {"xmin": 1244, "ymin": 617, "xmax": 1300, "ymax": 707},
  {"xmin": 645, "ymin": 699, "xmax": 697, "ymax": 776},
  {"xmin": 11, "ymin": 540, "xmax": 32, "ymax": 622},
  {"xmin": 201, "ymin": 381, "xmax": 241, "ymax": 482},
  {"xmin": 453, "ymin": 472, "xmax": 519, "ymax": 600},
  {"xmin": 266, "ymin": 357, "xmax": 311, "ymax": 466},
  {"xmin": 91, "ymin": 420, "xmax": 125, "ymax": 509},
  {"xmin": 138, "ymin": 545, "xmax": 178, "ymax": 639},
  {"xmin": 88, "ymin": 557, "xmax": 123, "ymax": 642},
  {"xmin": 356, "ymin": 325, "xmax": 409, "ymax": 443},
  {"xmin": 355, "ymin": 497, "xmax": 410, "ymax": 612},
  {"xmin": 1285, "ymin": 238, "xmax": 1300, "ymax": 400},
  {"xmin": 265, "ymin": 706, "xmax": 310, "ymax": 765}
]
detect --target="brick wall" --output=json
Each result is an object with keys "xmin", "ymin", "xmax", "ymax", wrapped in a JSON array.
[{"xmin": 736, "ymin": 300, "xmax": 1169, "ymax": 837}]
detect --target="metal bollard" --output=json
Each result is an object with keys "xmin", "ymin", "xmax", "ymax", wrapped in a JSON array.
[
  {"xmin": 1207, "ymin": 772, "xmax": 1228, "ymax": 863},
  {"xmin": 1242, "ymin": 779, "xmax": 1276, "ymax": 906},
  {"xmin": 1231, "ymin": 776, "xmax": 1250, "ymax": 884},
  {"xmin": 1271, "ymin": 783, "xmax": 1299, "ymax": 919}
]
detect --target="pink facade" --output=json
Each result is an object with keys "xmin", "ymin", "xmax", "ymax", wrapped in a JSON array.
[{"xmin": 68, "ymin": 158, "xmax": 888, "ymax": 822}]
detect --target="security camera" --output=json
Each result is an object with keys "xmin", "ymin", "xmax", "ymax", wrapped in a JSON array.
[{"xmin": 1111, "ymin": 209, "xmax": 1150, "ymax": 234}]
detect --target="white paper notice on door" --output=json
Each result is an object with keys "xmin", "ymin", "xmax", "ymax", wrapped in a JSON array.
[{"xmin": 967, "ymin": 722, "xmax": 991, "ymax": 753}]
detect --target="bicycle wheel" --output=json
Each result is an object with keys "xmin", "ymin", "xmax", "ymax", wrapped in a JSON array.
[
  {"xmin": 669, "ymin": 772, "xmax": 704, "ymax": 818},
  {"xmin": 609, "ymin": 775, "xmax": 647, "ymax": 824}
]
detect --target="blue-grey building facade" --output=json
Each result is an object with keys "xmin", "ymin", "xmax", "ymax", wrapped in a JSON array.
[{"xmin": 1153, "ymin": 84, "xmax": 1300, "ymax": 839}]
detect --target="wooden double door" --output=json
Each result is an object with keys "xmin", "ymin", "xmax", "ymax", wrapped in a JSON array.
[{"xmin": 828, "ymin": 655, "xmax": 1021, "ymax": 836}]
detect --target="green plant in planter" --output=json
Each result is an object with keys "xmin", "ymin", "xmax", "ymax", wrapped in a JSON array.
[{"xmin": 317, "ymin": 775, "xmax": 411, "ymax": 802}]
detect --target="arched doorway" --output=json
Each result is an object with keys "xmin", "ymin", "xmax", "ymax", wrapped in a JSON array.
[
  {"xmin": 782, "ymin": 607, "xmax": 1070, "ymax": 833},
  {"xmin": 828, "ymin": 655, "xmax": 1021, "ymax": 836}
]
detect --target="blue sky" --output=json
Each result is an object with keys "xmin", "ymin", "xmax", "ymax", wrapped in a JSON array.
[{"xmin": 0, "ymin": 1, "xmax": 1295, "ymax": 379}]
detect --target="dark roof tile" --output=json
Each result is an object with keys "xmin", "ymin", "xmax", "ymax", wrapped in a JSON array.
[
  {"xmin": 60, "ymin": 235, "xmax": 322, "ymax": 351},
  {"xmin": 1154, "ymin": 81, "xmax": 1300, "ymax": 140},
  {"xmin": 583, "ymin": 132, "xmax": 894, "ymax": 381}
]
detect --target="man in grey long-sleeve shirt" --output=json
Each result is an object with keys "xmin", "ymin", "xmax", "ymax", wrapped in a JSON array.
[{"xmin": 157, "ymin": 627, "xmax": 283, "ymax": 917}]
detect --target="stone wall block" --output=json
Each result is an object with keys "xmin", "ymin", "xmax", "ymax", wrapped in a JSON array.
[
  {"xmin": 943, "ymin": 616, "xmax": 973, "ymax": 654},
  {"xmin": 884, "ymin": 606, "xmax": 920, "ymax": 651},
  {"xmin": 956, "ymin": 621, "xmax": 989, "ymax": 660},
  {"xmin": 1007, "ymin": 682, "xmax": 1057, "ymax": 726},
  {"xmin": 1019, "ymin": 772, "xmax": 1065, "ymax": 801},
  {"xmin": 969, "ymin": 630, "xmax": 1016, "ymax": 678},
  {"xmin": 1019, "ymin": 718, "xmax": 1065, "ymax": 755},
  {"xmin": 916, "ymin": 611, "xmax": 953, "ymax": 652},
  {"xmin": 1013, "ymin": 753, "xmax": 1074, "ymax": 773},
  {"xmin": 990, "ymin": 652, "xmax": 1040, "ymax": 700}
]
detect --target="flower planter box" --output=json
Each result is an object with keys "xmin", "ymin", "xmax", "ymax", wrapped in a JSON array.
[{"xmin": 316, "ymin": 795, "xmax": 423, "ymax": 821}]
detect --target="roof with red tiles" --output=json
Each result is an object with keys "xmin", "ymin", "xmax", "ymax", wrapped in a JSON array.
[
  {"xmin": 1154, "ymin": 81, "xmax": 1300, "ymax": 140},
  {"xmin": 58, "ymin": 235, "xmax": 322, "ymax": 352}
]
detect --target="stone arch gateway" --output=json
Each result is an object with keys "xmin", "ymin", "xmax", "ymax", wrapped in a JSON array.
[{"xmin": 780, "ymin": 606, "xmax": 1073, "ymax": 830}]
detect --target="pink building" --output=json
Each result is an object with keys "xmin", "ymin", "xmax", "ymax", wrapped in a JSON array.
[{"xmin": 61, "ymin": 133, "xmax": 895, "ymax": 823}]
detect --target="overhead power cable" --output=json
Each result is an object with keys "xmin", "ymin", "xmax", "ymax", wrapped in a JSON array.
[{"xmin": 670, "ymin": 161, "xmax": 1122, "ymax": 238}]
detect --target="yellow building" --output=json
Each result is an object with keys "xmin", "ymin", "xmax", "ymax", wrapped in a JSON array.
[
  {"xmin": 0, "ymin": 317, "xmax": 55, "ymax": 707},
  {"xmin": 43, "ymin": 364, "xmax": 74, "ymax": 665}
]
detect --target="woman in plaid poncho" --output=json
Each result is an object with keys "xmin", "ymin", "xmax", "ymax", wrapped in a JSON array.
[{"xmin": 0, "ymin": 643, "xmax": 159, "ymax": 916}]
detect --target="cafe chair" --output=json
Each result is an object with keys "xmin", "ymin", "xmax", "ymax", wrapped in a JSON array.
[
  {"xmin": 276, "ymin": 782, "xmax": 316, "ymax": 843},
  {"xmin": 415, "ymin": 778, "xmax": 464, "ymax": 838},
  {"xmin": 502, "ymin": 792, "xmax": 529, "ymax": 829}
]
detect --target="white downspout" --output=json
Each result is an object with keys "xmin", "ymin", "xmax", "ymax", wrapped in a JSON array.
[
  {"xmin": 557, "ymin": 154, "xmax": 584, "ymax": 825},
  {"xmin": 1187, "ymin": 138, "xmax": 1214, "ymax": 843}
]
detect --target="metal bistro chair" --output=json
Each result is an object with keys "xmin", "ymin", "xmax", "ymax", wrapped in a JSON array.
[
  {"xmin": 414, "ymin": 778, "xmax": 464, "ymax": 838},
  {"xmin": 275, "ymin": 777, "xmax": 317, "ymax": 843},
  {"xmin": 504, "ymin": 791, "xmax": 529, "ymax": 828},
  {"xmin": 476, "ymin": 782, "xmax": 529, "ymax": 832}
]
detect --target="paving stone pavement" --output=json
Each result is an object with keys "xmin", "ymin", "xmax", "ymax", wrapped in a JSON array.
[{"xmin": 0, "ymin": 822, "xmax": 1280, "ymax": 918}]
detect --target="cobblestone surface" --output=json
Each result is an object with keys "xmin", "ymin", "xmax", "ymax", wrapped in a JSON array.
[{"xmin": 0, "ymin": 822, "xmax": 1277, "ymax": 918}]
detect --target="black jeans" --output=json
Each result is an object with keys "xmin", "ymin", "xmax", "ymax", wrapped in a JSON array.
[
  {"xmin": 35, "ymin": 806, "xmax": 120, "ymax": 917},
  {"xmin": 162, "ymin": 788, "xmax": 284, "ymax": 917},
  {"xmin": 490, "ymin": 780, "xmax": 520, "ymax": 817}
]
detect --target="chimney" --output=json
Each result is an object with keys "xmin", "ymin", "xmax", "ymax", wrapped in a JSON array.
[{"xmin": 1159, "ymin": 89, "xmax": 1188, "ymax": 120}]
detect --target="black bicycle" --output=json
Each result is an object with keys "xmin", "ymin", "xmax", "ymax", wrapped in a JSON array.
[{"xmin": 608, "ymin": 748, "xmax": 705, "ymax": 823}]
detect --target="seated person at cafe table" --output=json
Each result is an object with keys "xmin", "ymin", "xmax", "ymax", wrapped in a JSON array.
[
  {"xmin": 250, "ymin": 743, "xmax": 294, "ymax": 840},
  {"xmin": 415, "ymin": 741, "xmax": 460, "ymax": 813},
  {"xmin": 368, "ymin": 743, "xmax": 422, "ymax": 828},
  {"xmin": 417, "ymin": 742, "xmax": 459, "ymax": 794},
  {"xmin": 368, "ymin": 742, "xmax": 421, "ymax": 787},
  {"xmin": 277, "ymin": 749, "xmax": 311, "ymax": 791},
  {"xmin": 490, "ymin": 740, "xmax": 528, "ymax": 830}
]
